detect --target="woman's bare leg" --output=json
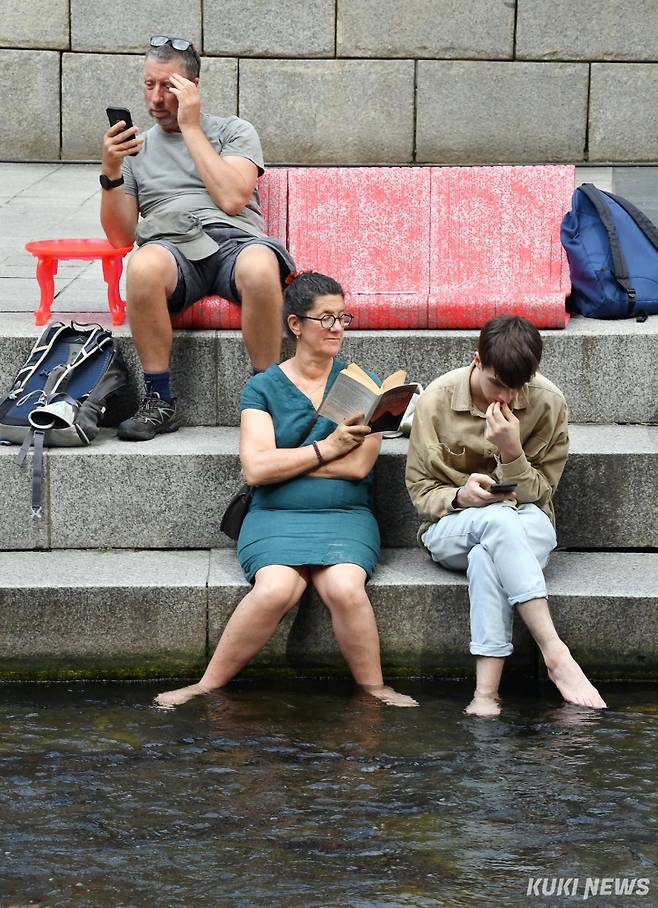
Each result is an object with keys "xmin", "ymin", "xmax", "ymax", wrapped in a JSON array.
[
  {"xmin": 155, "ymin": 565, "xmax": 308, "ymax": 708},
  {"xmin": 311, "ymin": 564, "xmax": 418, "ymax": 708}
]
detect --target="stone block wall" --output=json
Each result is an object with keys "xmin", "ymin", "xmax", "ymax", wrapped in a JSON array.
[{"xmin": 2, "ymin": 0, "xmax": 658, "ymax": 163}]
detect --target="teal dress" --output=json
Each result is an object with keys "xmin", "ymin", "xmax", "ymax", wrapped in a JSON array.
[{"xmin": 237, "ymin": 359, "xmax": 381, "ymax": 582}]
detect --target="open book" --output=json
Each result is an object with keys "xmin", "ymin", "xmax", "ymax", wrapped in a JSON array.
[{"xmin": 318, "ymin": 363, "xmax": 418, "ymax": 433}]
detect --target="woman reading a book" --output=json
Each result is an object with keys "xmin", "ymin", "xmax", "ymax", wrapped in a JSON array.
[{"xmin": 156, "ymin": 271, "xmax": 417, "ymax": 709}]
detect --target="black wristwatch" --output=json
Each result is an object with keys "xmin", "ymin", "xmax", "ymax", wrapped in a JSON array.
[{"xmin": 99, "ymin": 174, "xmax": 124, "ymax": 190}]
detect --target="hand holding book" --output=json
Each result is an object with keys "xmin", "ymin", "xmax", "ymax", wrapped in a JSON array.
[
  {"xmin": 321, "ymin": 412, "xmax": 371, "ymax": 458},
  {"xmin": 318, "ymin": 363, "xmax": 418, "ymax": 433}
]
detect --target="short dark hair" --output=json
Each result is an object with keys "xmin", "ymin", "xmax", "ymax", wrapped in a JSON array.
[
  {"xmin": 477, "ymin": 315, "xmax": 543, "ymax": 388},
  {"xmin": 283, "ymin": 271, "xmax": 344, "ymax": 339},
  {"xmin": 146, "ymin": 42, "xmax": 201, "ymax": 79}
]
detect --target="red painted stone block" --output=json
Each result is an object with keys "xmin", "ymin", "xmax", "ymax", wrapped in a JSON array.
[
  {"xmin": 170, "ymin": 293, "xmax": 242, "ymax": 329},
  {"xmin": 287, "ymin": 167, "xmax": 431, "ymax": 328},
  {"xmin": 428, "ymin": 165, "xmax": 574, "ymax": 329},
  {"xmin": 174, "ymin": 163, "xmax": 574, "ymax": 331}
]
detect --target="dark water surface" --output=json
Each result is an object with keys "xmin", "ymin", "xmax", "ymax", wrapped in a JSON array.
[{"xmin": 0, "ymin": 680, "xmax": 656, "ymax": 908}]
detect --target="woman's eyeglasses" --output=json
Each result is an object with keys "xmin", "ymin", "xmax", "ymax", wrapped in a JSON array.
[{"xmin": 299, "ymin": 313, "xmax": 354, "ymax": 329}]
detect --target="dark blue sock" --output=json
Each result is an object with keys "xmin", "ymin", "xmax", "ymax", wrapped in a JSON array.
[{"xmin": 144, "ymin": 371, "xmax": 172, "ymax": 402}]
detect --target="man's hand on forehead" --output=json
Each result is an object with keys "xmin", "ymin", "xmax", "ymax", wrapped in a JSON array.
[
  {"xmin": 169, "ymin": 72, "xmax": 201, "ymax": 129},
  {"xmin": 169, "ymin": 72, "xmax": 197, "ymax": 89}
]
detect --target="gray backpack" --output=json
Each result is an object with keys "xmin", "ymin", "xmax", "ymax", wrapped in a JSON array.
[{"xmin": 0, "ymin": 322, "xmax": 129, "ymax": 518}]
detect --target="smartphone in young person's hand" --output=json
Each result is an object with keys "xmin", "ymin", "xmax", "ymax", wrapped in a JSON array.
[{"xmin": 489, "ymin": 481, "xmax": 518, "ymax": 494}]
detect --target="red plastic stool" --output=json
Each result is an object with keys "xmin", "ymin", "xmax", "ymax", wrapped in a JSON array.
[{"xmin": 24, "ymin": 239, "xmax": 133, "ymax": 326}]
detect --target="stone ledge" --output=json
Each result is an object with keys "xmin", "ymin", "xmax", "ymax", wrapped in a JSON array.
[
  {"xmin": 375, "ymin": 427, "xmax": 658, "ymax": 549},
  {"xmin": 545, "ymin": 551, "xmax": 658, "ymax": 678},
  {"xmin": 1, "ymin": 549, "xmax": 656, "ymax": 681},
  {"xmin": 1, "ymin": 425, "xmax": 656, "ymax": 551},
  {"xmin": 1, "ymin": 313, "xmax": 657, "ymax": 426},
  {"xmin": 0, "ymin": 549, "xmax": 209, "ymax": 681}
]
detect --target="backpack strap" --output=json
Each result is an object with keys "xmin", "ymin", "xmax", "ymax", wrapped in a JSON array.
[
  {"xmin": 47, "ymin": 327, "xmax": 113, "ymax": 398},
  {"xmin": 30, "ymin": 430, "xmax": 46, "ymax": 519},
  {"xmin": 600, "ymin": 191, "xmax": 658, "ymax": 321},
  {"xmin": 601, "ymin": 190, "xmax": 658, "ymax": 253},
  {"xmin": 4, "ymin": 323, "xmax": 68, "ymax": 404},
  {"xmin": 15, "ymin": 428, "xmax": 34, "ymax": 465},
  {"xmin": 577, "ymin": 183, "xmax": 639, "ymax": 319},
  {"xmin": 15, "ymin": 428, "xmax": 46, "ymax": 520}
]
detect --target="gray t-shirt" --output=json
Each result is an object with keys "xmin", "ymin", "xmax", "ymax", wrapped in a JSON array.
[{"xmin": 122, "ymin": 113, "xmax": 266, "ymax": 238}]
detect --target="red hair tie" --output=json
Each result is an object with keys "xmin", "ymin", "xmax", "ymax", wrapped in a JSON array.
[{"xmin": 285, "ymin": 271, "xmax": 300, "ymax": 285}]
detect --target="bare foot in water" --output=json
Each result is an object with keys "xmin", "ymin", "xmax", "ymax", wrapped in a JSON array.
[
  {"xmin": 545, "ymin": 643, "xmax": 607, "ymax": 709},
  {"xmin": 465, "ymin": 692, "xmax": 501, "ymax": 717},
  {"xmin": 154, "ymin": 682, "xmax": 212, "ymax": 710},
  {"xmin": 361, "ymin": 685, "xmax": 419, "ymax": 707}
]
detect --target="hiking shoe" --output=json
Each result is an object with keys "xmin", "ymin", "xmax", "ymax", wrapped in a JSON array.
[{"xmin": 117, "ymin": 392, "xmax": 179, "ymax": 441}]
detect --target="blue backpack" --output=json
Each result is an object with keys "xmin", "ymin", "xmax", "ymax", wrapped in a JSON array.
[
  {"xmin": 0, "ymin": 322, "xmax": 128, "ymax": 518},
  {"xmin": 560, "ymin": 183, "xmax": 658, "ymax": 321}
]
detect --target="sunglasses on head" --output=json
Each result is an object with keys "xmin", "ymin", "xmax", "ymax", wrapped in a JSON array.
[{"xmin": 150, "ymin": 35, "xmax": 195, "ymax": 52}]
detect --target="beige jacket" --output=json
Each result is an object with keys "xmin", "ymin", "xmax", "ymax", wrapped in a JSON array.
[{"xmin": 405, "ymin": 364, "xmax": 569, "ymax": 540}]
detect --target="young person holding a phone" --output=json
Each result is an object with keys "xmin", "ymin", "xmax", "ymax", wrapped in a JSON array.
[
  {"xmin": 405, "ymin": 315, "xmax": 606, "ymax": 716},
  {"xmin": 99, "ymin": 36, "xmax": 295, "ymax": 441}
]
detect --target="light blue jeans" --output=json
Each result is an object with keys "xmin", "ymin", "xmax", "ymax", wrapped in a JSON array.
[{"xmin": 421, "ymin": 502, "xmax": 557, "ymax": 657}]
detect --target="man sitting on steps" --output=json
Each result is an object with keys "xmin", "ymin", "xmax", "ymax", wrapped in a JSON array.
[
  {"xmin": 405, "ymin": 315, "xmax": 607, "ymax": 716},
  {"xmin": 100, "ymin": 35, "xmax": 295, "ymax": 441}
]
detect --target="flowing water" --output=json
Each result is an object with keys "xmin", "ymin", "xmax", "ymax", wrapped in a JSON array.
[{"xmin": 0, "ymin": 680, "xmax": 656, "ymax": 908}]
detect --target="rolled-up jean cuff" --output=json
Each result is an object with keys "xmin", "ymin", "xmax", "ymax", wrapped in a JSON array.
[
  {"xmin": 470, "ymin": 643, "xmax": 514, "ymax": 657},
  {"xmin": 509, "ymin": 586, "xmax": 547, "ymax": 606}
]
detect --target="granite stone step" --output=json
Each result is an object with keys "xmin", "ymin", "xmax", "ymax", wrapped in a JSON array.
[
  {"xmin": 376, "ymin": 425, "xmax": 658, "ymax": 550},
  {"xmin": 1, "ymin": 548, "xmax": 656, "ymax": 682},
  {"xmin": 1, "ymin": 312, "xmax": 657, "ymax": 427},
  {"xmin": 2, "ymin": 425, "xmax": 656, "ymax": 552}
]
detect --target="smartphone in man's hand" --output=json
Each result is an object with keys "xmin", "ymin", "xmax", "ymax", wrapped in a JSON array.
[{"xmin": 106, "ymin": 107, "xmax": 138, "ymax": 155}]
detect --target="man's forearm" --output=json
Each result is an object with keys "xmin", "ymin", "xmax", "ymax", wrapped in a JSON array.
[
  {"xmin": 181, "ymin": 126, "xmax": 253, "ymax": 215},
  {"xmin": 405, "ymin": 466, "xmax": 463, "ymax": 521},
  {"xmin": 100, "ymin": 191, "xmax": 137, "ymax": 248},
  {"xmin": 495, "ymin": 448, "xmax": 563, "ymax": 510}
]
